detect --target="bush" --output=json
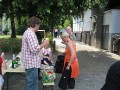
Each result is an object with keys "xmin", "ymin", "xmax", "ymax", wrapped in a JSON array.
[
  {"xmin": 16, "ymin": 25, "xmax": 27, "ymax": 35},
  {"xmin": 0, "ymin": 38, "xmax": 22, "ymax": 53},
  {"xmin": 3, "ymin": 28, "xmax": 9, "ymax": 35},
  {"xmin": 44, "ymin": 32, "xmax": 53, "ymax": 45},
  {"xmin": 2, "ymin": 41, "xmax": 10, "ymax": 52}
]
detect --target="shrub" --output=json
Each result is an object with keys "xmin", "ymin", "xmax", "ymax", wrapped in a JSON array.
[
  {"xmin": 0, "ymin": 38, "xmax": 22, "ymax": 53},
  {"xmin": 16, "ymin": 25, "xmax": 27, "ymax": 35},
  {"xmin": 3, "ymin": 28, "xmax": 9, "ymax": 35},
  {"xmin": 2, "ymin": 41, "xmax": 10, "ymax": 52}
]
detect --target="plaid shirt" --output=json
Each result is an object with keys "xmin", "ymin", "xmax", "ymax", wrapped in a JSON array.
[{"xmin": 22, "ymin": 28, "xmax": 41, "ymax": 69}]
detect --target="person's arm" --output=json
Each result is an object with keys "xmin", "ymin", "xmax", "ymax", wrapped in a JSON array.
[
  {"xmin": 2, "ymin": 60, "xmax": 7, "ymax": 70},
  {"xmin": 40, "ymin": 49, "xmax": 50, "ymax": 59},
  {"xmin": 66, "ymin": 41, "xmax": 75, "ymax": 69},
  {"xmin": 1, "ymin": 53, "xmax": 7, "ymax": 70},
  {"xmin": 27, "ymin": 32, "xmax": 49, "ymax": 53},
  {"xmin": 40, "ymin": 54, "xmax": 50, "ymax": 59}
]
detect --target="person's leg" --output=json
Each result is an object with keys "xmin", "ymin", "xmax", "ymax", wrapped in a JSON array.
[
  {"xmin": 0, "ymin": 75, "xmax": 4, "ymax": 90},
  {"xmin": 25, "ymin": 68, "xmax": 38, "ymax": 90},
  {"xmin": 68, "ymin": 78, "xmax": 75, "ymax": 89}
]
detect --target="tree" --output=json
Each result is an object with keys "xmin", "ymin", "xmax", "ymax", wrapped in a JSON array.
[
  {"xmin": 0, "ymin": 0, "xmax": 108, "ymax": 38},
  {"xmin": 1, "ymin": 0, "xmax": 17, "ymax": 38}
]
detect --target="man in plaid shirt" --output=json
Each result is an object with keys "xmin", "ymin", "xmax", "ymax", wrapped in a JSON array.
[{"xmin": 22, "ymin": 16, "xmax": 49, "ymax": 90}]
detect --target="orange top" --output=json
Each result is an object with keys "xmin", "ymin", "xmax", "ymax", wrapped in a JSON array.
[{"xmin": 64, "ymin": 41, "xmax": 80, "ymax": 78}]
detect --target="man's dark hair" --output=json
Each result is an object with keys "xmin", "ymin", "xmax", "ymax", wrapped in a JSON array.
[{"xmin": 28, "ymin": 16, "xmax": 41, "ymax": 28}]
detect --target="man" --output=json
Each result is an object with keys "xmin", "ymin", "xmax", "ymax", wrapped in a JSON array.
[
  {"xmin": 66, "ymin": 26, "xmax": 77, "ymax": 41},
  {"xmin": 22, "ymin": 16, "xmax": 49, "ymax": 90}
]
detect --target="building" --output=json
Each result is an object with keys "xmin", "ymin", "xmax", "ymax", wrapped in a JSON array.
[{"xmin": 73, "ymin": 0, "xmax": 120, "ymax": 53}]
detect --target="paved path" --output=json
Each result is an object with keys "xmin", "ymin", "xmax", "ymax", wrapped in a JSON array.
[{"xmin": 3, "ymin": 37, "xmax": 120, "ymax": 90}]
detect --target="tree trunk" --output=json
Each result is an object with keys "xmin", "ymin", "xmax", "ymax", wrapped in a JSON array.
[{"xmin": 10, "ymin": 15, "xmax": 16, "ymax": 38}]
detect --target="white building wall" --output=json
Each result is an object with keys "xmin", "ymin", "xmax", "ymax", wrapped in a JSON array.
[
  {"xmin": 103, "ymin": 9, "xmax": 120, "ymax": 52},
  {"xmin": 111, "ymin": 9, "xmax": 120, "ymax": 33},
  {"xmin": 73, "ymin": 17, "xmax": 83, "ymax": 32},
  {"xmin": 73, "ymin": 18, "xmax": 77, "ymax": 32},
  {"xmin": 103, "ymin": 10, "xmax": 112, "ymax": 33},
  {"xmin": 103, "ymin": 9, "xmax": 120, "ymax": 33},
  {"xmin": 73, "ymin": 10, "xmax": 92, "ymax": 32},
  {"xmin": 83, "ymin": 10, "xmax": 91, "ymax": 31}
]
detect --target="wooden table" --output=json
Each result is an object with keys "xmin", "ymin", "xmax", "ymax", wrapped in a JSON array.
[
  {"xmin": 2, "ymin": 59, "xmax": 55, "ymax": 90},
  {"xmin": 2, "ymin": 60, "xmax": 25, "ymax": 90}
]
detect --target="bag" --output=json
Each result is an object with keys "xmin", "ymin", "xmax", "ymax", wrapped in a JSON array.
[
  {"xmin": 54, "ymin": 55, "xmax": 65, "ymax": 73},
  {"xmin": 58, "ymin": 69, "xmax": 70, "ymax": 89},
  {"xmin": 42, "ymin": 70, "xmax": 56, "ymax": 83}
]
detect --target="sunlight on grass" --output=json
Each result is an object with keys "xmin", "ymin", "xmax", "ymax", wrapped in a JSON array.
[{"xmin": 0, "ymin": 35, "xmax": 22, "ymax": 38}]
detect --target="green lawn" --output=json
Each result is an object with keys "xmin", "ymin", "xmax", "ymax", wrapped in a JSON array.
[{"xmin": 0, "ymin": 35, "xmax": 22, "ymax": 38}]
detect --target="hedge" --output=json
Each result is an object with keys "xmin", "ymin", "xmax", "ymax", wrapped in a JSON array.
[{"xmin": 0, "ymin": 38, "xmax": 22, "ymax": 53}]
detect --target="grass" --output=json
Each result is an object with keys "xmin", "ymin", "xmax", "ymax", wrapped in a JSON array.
[{"xmin": 0, "ymin": 35, "xmax": 22, "ymax": 38}]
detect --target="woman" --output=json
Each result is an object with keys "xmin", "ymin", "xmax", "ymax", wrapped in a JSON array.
[{"xmin": 58, "ymin": 32, "xmax": 80, "ymax": 90}]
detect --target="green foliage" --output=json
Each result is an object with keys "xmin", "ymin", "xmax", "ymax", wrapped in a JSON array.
[
  {"xmin": 44, "ymin": 32, "xmax": 53, "ymax": 45},
  {"xmin": 58, "ymin": 25, "xmax": 63, "ymax": 30},
  {"xmin": 57, "ymin": 19, "xmax": 72, "ymax": 30},
  {"xmin": 63, "ymin": 19, "xmax": 72, "ymax": 28},
  {"xmin": 1, "ymin": 40, "xmax": 10, "ymax": 52},
  {"xmin": 40, "ymin": 25, "xmax": 50, "ymax": 32},
  {"xmin": 43, "ymin": 32, "xmax": 55, "ymax": 51},
  {"xmin": 0, "ymin": 0, "xmax": 107, "ymax": 37},
  {"xmin": 16, "ymin": 16, "xmax": 28, "ymax": 35},
  {"xmin": 3, "ymin": 28, "xmax": 9, "ymax": 35},
  {"xmin": 0, "ymin": 38, "xmax": 22, "ymax": 53},
  {"xmin": 88, "ymin": 0, "xmax": 108, "ymax": 9},
  {"xmin": 16, "ymin": 24, "xmax": 27, "ymax": 35}
]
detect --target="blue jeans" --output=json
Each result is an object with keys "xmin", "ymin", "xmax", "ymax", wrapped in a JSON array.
[{"xmin": 25, "ymin": 68, "xmax": 38, "ymax": 90}]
